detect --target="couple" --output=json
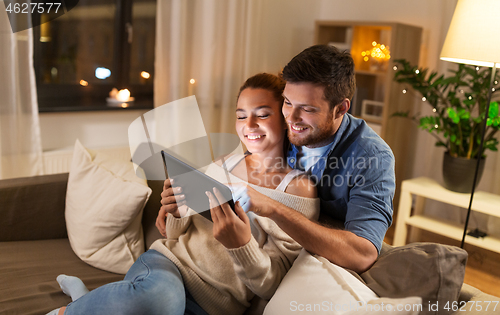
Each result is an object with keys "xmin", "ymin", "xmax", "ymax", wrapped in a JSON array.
[{"xmin": 49, "ymin": 45, "xmax": 395, "ymax": 315}]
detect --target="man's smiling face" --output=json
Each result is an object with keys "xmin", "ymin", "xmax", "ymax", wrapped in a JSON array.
[{"xmin": 282, "ymin": 82, "xmax": 346, "ymax": 148}]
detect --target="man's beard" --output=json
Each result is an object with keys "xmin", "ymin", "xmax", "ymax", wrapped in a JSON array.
[{"xmin": 287, "ymin": 112, "xmax": 336, "ymax": 147}]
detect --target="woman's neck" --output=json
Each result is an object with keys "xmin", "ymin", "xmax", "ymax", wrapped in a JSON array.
[{"xmin": 246, "ymin": 148, "xmax": 288, "ymax": 174}]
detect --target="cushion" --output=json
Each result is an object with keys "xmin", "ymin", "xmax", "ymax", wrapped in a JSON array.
[
  {"xmin": 65, "ymin": 140, "xmax": 152, "ymax": 274},
  {"xmin": 264, "ymin": 249, "xmax": 422, "ymax": 315},
  {"xmin": 360, "ymin": 242, "xmax": 468, "ymax": 315}
]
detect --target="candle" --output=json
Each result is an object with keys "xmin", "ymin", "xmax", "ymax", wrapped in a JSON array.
[
  {"xmin": 188, "ymin": 79, "xmax": 196, "ymax": 96},
  {"xmin": 116, "ymin": 89, "xmax": 131, "ymax": 102}
]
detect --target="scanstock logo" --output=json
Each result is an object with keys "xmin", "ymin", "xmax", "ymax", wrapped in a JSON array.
[{"xmin": 3, "ymin": 0, "xmax": 79, "ymax": 33}]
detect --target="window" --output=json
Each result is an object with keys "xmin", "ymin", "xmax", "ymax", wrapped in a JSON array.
[{"xmin": 33, "ymin": 0, "xmax": 156, "ymax": 112}]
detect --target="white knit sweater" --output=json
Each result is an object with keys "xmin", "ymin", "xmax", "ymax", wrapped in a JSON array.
[{"xmin": 150, "ymin": 163, "xmax": 320, "ymax": 315}]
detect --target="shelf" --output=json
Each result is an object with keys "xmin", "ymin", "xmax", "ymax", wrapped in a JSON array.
[
  {"xmin": 402, "ymin": 177, "xmax": 500, "ymax": 217},
  {"xmin": 394, "ymin": 177, "xmax": 500, "ymax": 254},
  {"xmin": 407, "ymin": 215, "xmax": 500, "ymax": 254}
]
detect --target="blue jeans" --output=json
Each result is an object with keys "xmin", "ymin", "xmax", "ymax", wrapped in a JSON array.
[{"xmin": 64, "ymin": 250, "xmax": 208, "ymax": 315}]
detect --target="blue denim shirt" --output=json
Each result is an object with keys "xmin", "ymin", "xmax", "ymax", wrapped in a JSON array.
[{"xmin": 287, "ymin": 114, "xmax": 395, "ymax": 253}]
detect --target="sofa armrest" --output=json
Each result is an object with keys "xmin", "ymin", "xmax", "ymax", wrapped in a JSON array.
[{"xmin": 0, "ymin": 173, "xmax": 69, "ymax": 241}]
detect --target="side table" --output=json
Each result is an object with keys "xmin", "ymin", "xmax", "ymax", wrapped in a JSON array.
[{"xmin": 393, "ymin": 177, "xmax": 500, "ymax": 253}]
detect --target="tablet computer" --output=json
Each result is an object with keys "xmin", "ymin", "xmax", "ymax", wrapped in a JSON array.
[{"xmin": 161, "ymin": 150, "xmax": 235, "ymax": 221}]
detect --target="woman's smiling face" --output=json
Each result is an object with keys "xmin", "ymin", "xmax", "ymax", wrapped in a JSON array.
[{"xmin": 235, "ymin": 88, "xmax": 286, "ymax": 155}]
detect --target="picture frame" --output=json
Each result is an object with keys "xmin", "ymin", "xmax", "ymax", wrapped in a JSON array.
[{"xmin": 361, "ymin": 100, "xmax": 384, "ymax": 122}]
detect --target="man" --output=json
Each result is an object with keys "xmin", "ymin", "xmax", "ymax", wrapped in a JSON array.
[{"xmin": 157, "ymin": 45, "xmax": 395, "ymax": 274}]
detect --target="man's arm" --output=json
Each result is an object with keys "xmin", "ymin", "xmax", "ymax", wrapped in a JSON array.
[
  {"xmin": 238, "ymin": 186, "xmax": 377, "ymax": 273},
  {"xmin": 269, "ymin": 202, "xmax": 378, "ymax": 273}
]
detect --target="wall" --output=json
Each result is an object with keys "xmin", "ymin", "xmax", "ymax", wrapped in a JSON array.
[{"xmin": 39, "ymin": 109, "xmax": 149, "ymax": 151}]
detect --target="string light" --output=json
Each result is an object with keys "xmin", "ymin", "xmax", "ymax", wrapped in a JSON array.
[
  {"xmin": 361, "ymin": 42, "xmax": 391, "ymax": 63},
  {"xmin": 493, "ymin": 88, "xmax": 496, "ymax": 92},
  {"xmin": 495, "ymin": 80, "xmax": 498, "ymax": 85},
  {"xmin": 433, "ymin": 108, "xmax": 437, "ymax": 113},
  {"xmin": 468, "ymin": 96, "xmax": 472, "ymax": 100},
  {"xmin": 393, "ymin": 66, "xmax": 398, "ymax": 71},
  {"xmin": 415, "ymin": 70, "xmax": 420, "ymax": 74},
  {"xmin": 402, "ymin": 89, "xmax": 407, "ymax": 94},
  {"xmin": 434, "ymin": 124, "xmax": 439, "ymax": 129},
  {"xmin": 79, "ymin": 80, "xmax": 88, "ymax": 87},
  {"xmin": 476, "ymin": 67, "xmax": 480, "ymax": 71},
  {"xmin": 422, "ymin": 97, "xmax": 426, "ymax": 101}
]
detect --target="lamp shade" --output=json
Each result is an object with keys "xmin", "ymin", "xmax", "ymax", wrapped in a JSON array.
[{"xmin": 440, "ymin": 0, "xmax": 500, "ymax": 67}]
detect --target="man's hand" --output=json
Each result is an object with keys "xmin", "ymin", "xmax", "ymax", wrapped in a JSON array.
[
  {"xmin": 231, "ymin": 184, "xmax": 280, "ymax": 218},
  {"xmin": 155, "ymin": 179, "xmax": 186, "ymax": 237},
  {"xmin": 207, "ymin": 187, "xmax": 251, "ymax": 249}
]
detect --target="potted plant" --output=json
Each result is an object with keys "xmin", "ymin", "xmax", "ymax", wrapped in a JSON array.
[{"xmin": 392, "ymin": 59, "xmax": 500, "ymax": 193}]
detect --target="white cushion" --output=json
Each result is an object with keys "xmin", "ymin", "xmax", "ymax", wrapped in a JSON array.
[
  {"xmin": 264, "ymin": 249, "xmax": 422, "ymax": 315},
  {"xmin": 65, "ymin": 140, "xmax": 152, "ymax": 274}
]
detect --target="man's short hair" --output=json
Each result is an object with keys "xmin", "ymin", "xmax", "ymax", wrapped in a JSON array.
[{"xmin": 281, "ymin": 45, "xmax": 356, "ymax": 110}]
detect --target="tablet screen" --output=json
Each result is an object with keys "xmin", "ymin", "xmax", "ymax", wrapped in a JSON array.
[{"xmin": 161, "ymin": 150, "xmax": 235, "ymax": 221}]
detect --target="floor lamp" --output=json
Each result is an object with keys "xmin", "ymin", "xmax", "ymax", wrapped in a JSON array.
[{"xmin": 439, "ymin": 0, "xmax": 500, "ymax": 248}]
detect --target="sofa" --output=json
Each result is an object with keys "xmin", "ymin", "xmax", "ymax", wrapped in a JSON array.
[{"xmin": 1, "ymin": 172, "xmax": 499, "ymax": 315}]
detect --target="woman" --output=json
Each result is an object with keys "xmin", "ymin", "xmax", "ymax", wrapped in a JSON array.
[{"xmin": 49, "ymin": 73, "xmax": 320, "ymax": 315}]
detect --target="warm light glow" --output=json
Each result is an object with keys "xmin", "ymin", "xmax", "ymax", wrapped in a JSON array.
[
  {"xmin": 189, "ymin": 78, "xmax": 196, "ymax": 84},
  {"xmin": 141, "ymin": 71, "xmax": 150, "ymax": 79},
  {"xmin": 80, "ymin": 80, "xmax": 88, "ymax": 87},
  {"xmin": 116, "ymin": 89, "xmax": 131, "ymax": 102},
  {"xmin": 362, "ymin": 42, "xmax": 391, "ymax": 63},
  {"xmin": 121, "ymin": 103, "xmax": 129, "ymax": 108}
]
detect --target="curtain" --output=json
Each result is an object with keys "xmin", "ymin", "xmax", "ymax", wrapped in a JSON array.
[
  {"xmin": 154, "ymin": 0, "xmax": 267, "ymax": 136},
  {"xmin": 0, "ymin": 8, "xmax": 43, "ymax": 179}
]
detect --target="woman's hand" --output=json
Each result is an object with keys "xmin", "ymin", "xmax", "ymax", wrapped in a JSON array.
[
  {"xmin": 156, "ymin": 179, "xmax": 187, "ymax": 237},
  {"xmin": 207, "ymin": 187, "xmax": 251, "ymax": 249},
  {"xmin": 231, "ymin": 184, "xmax": 280, "ymax": 218}
]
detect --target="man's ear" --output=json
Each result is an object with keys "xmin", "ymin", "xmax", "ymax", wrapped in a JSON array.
[{"xmin": 335, "ymin": 99, "xmax": 350, "ymax": 118}]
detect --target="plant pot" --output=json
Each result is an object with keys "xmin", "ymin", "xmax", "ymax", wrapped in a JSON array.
[{"xmin": 442, "ymin": 152, "xmax": 485, "ymax": 193}]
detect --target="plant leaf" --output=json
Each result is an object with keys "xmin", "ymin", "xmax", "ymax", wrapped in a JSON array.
[{"xmin": 447, "ymin": 108, "xmax": 460, "ymax": 123}]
